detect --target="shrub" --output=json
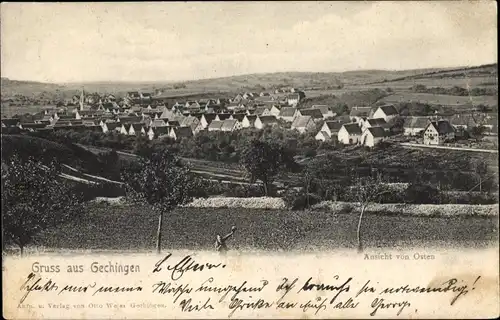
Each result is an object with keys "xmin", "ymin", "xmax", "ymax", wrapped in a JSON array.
[
  {"xmin": 283, "ymin": 189, "xmax": 322, "ymax": 210},
  {"xmin": 405, "ymin": 183, "xmax": 440, "ymax": 204}
]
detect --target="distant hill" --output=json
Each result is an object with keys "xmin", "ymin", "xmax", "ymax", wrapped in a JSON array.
[
  {"xmin": 1, "ymin": 78, "xmax": 65, "ymax": 96},
  {"xmin": 2, "ymin": 63, "xmax": 497, "ymax": 97}
]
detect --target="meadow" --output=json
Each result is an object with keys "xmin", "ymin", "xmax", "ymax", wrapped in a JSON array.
[
  {"xmin": 380, "ymin": 92, "xmax": 497, "ymax": 107},
  {"xmin": 23, "ymin": 202, "xmax": 498, "ymax": 254}
]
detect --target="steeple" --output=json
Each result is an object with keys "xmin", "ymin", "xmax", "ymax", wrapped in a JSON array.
[{"xmin": 79, "ymin": 88, "xmax": 85, "ymax": 111}]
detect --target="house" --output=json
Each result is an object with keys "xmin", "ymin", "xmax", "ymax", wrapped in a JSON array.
[
  {"xmin": 361, "ymin": 127, "xmax": 387, "ymax": 147},
  {"xmin": 208, "ymin": 120, "xmax": 224, "ymax": 131},
  {"xmin": 167, "ymin": 120, "xmax": 181, "ymax": 127},
  {"xmin": 349, "ymin": 107, "xmax": 372, "ymax": 124},
  {"xmin": 253, "ymin": 106, "xmax": 271, "ymax": 117},
  {"xmin": 448, "ymin": 114, "xmax": 477, "ymax": 130},
  {"xmin": 230, "ymin": 113, "xmax": 247, "ymax": 122},
  {"xmin": 268, "ymin": 105, "xmax": 281, "ymax": 117},
  {"xmin": 372, "ymin": 105, "xmax": 399, "ymax": 122},
  {"xmin": 254, "ymin": 116, "xmax": 279, "ymax": 129},
  {"xmin": 242, "ymin": 115, "xmax": 257, "ymax": 128},
  {"xmin": 181, "ymin": 116, "xmax": 200, "ymax": 133},
  {"xmin": 185, "ymin": 101, "xmax": 200, "ymax": 109},
  {"xmin": 315, "ymin": 131, "xmax": 331, "ymax": 142},
  {"xmin": 423, "ymin": 120, "xmax": 455, "ymax": 145},
  {"xmin": 19, "ymin": 123, "xmax": 47, "ymax": 131},
  {"xmin": 152, "ymin": 119, "xmax": 167, "ymax": 127},
  {"xmin": 215, "ymin": 113, "xmax": 231, "ymax": 121},
  {"xmin": 287, "ymin": 93, "xmax": 300, "ymax": 107},
  {"xmin": 147, "ymin": 126, "xmax": 171, "ymax": 140},
  {"xmin": 1, "ymin": 118, "xmax": 20, "ymax": 128},
  {"xmin": 338, "ymin": 123, "xmax": 362, "ymax": 145},
  {"xmin": 101, "ymin": 122, "xmax": 121, "ymax": 134},
  {"xmin": 279, "ymin": 107, "xmax": 300, "ymax": 122},
  {"xmin": 320, "ymin": 121, "xmax": 344, "ymax": 138},
  {"xmin": 127, "ymin": 123, "xmax": 146, "ymax": 136},
  {"xmin": 299, "ymin": 109, "xmax": 324, "ymax": 122},
  {"xmin": 169, "ymin": 127, "xmax": 194, "ymax": 140},
  {"xmin": 361, "ymin": 118, "xmax": 389, "ymax": 132},
  {"xmin": 291, "ymin": 115, "xmax": 315, "ymax": 134},
  {"xmin": 221, "ymin": 119, "xmax": 242, "ymax": 132},
  {"xmin": 403, "ymin": 117, "xmax": 430, "ymax": 136},
  {"xmin": 312, "ymin": 105, "xmax": 334, "ymax": 119},
  {"xmin": 118, "ymin": 115, "xmax": 143, "ymax": 123},
  {"xmin": 200, "ymin": 114, "xmax": 217, "ymax": 129}
]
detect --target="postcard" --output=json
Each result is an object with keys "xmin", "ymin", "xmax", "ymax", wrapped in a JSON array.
[{"xmin": 1, "ymin": 1, "xmax": 498, "ymax": 319}]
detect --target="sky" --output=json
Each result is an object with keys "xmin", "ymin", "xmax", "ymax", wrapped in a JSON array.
[{"xmin": 1, "ymin": 1, "xmax": 497, "ymax": 83}]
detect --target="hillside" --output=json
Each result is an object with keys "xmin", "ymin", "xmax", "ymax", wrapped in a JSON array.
[
  {"xmin": 1, "ymin": 134, "xmax": 108, "ymax": 177},
  {"xmin": 0, "ymin": 78, "xmax": 65, "ymax": 96},
  {"xmin": 2, "ymin": 63, "xmax": 497, "ymax": 99}
]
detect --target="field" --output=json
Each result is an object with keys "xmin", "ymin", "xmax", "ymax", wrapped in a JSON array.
[
  {"xmin": 21, "ymin": 202, "xmax": 498, "ymax": 254},
  {"xmin": 380, "ymin": 92, "xmax": 497, "ymax": 107}
]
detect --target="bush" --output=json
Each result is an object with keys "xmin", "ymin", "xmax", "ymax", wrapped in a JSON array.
[
  {"xmin": 405, "ymin": 183, "xmax": 440, "ymax": 204},
  {"xmin": 283, "ymin": 189, "xmax": 322, "ymax": 210}
]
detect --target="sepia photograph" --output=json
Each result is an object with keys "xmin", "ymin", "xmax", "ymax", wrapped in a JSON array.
[{"xmin": 1, "ymin": 1, "xmax": 498, "ymax": 319}]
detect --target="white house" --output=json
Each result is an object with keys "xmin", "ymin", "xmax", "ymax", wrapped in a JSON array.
[
  {"xmin": 287, "ymin": 93, "xmax": 300, "ymax": 107},
  {"xmin": 361, "ymin": 127, "xmax": 387, "ymax": 147},
  {"xmin": 338, "ymin": 123, "xmax": 362, "ymax": 145},
  {"xmin": 320, "ymin": 121, "xmax": 344, "ymax": 138},
  {"xmin": 423, "ymin": 120, "xmax": 455, "ymax": 145},
  {"xmin": 372, "ymin": 105, "xmax": 399, "ymax": 122}
]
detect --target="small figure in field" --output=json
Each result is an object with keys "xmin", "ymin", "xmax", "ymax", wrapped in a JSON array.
[{"xmin": 216, "ymin": 226, "xmax": 237, "ymax": 254}]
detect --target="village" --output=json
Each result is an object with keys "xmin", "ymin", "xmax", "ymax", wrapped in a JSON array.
[{"xmin": 1, "ymin": 87, "xmax": 498, "ymax": 150}]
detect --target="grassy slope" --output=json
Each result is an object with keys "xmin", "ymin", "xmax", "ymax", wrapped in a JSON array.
[
  {"xmin": 1, "ymin": 134, "xmax": 105, "ymax": 175},
  {"xmin": 35, "ymin": 203, "xmax": 498, "ymax": 252}
]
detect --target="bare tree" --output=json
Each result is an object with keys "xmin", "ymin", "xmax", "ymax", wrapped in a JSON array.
[
  {"xmin": 348, "ymin": 175, "xmax": 389, "ymax": 253},
  {"xmin": 121, "ymin": 151, "xmax": 197, "ymax": 254}
]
